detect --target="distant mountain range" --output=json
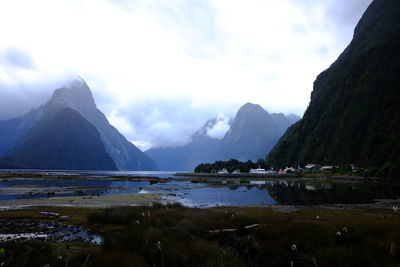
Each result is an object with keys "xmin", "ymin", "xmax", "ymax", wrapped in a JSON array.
[
  {"xmin": 146, "ymin": 103, "xmax": 300, "ymax": 171},
  {"xmin": 267, "ymin": 0, "xmax": 400, "ymax": 178},
  {"xmin": 0, "ymin": 79, "xmax": 299, "ymax": 172},
  {"xmin": 220, "ymin": 103, "xmax": 299, "ymax": 161},
  {"xmin": 4, "ymin": 1, "xmax": 397, "ymax": 176},
  {"xmin": 145, "ymin": 118, "xmax": 225, "ymax": 171},
  {"xmin": 0, "ymin": 78, "xmax": 158, "ymax": 171}
]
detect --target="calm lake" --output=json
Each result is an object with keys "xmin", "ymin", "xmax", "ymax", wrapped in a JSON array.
[
  {"xmin": 1, "ymin": 169, "xmax": 180, "ymax": 178},
  {"xmin": 1, "ymin": 171, "xmax": 399, "ymax": 207}
]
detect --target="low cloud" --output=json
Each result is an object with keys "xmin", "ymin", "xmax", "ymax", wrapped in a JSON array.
[
  {"xmin": 104, "ymin": 97, "xmax": 238, "ymax": 150},
  {"xmin": 206, "ymin": 115, "xmax": 231, "ymax": 139},
  {"xmin": 0, "ymin": 47, "xmax": 35, "ymax": 70},
  {"xmin": 0, "ymin": 66, "xmax": 77, "ymax": 120}
]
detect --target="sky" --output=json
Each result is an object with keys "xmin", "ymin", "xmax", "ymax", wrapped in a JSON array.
[{"xmin": 0, "ymin": 0, "xmax": 372, "ymax": 150}]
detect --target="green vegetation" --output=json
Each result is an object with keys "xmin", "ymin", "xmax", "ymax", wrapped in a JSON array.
[
  {"xmin": 194, "ymin": 158, "xmax": 270, "ymax": 173},
  {"xmin": 300, "ymin": 164, "xmax": 371, "ymax": 178},
  {"xmin": 267, "ymin": 0, "xmax": 400, "ymax": 178},
  {"xmin": 1, "ymin": 205, "xmax": 400, "ymax": 266}
]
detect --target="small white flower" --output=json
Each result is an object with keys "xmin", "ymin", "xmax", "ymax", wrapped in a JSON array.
[
  {"xmin": 155, "ymin": 241, "xmax": 162, "ymax": 250},
  {"xmin": 342, "ymin": 227, "xmax": 348, "ymax": 233},
  {"xmin": 291, "ymin": 244, "xmax": 297, "ymax": 252},
  {"xmin": 336, "ymin": 231, "xmax": 342, "ymax": 236}
]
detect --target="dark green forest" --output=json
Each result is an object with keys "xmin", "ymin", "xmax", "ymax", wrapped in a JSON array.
[
  {"xmin": 194, "ymin": 159, "xmax": 270, "ymax": 173},
  {"xmin": 267, "ymin": 0, "xmax": 400, "ymax": 178}
]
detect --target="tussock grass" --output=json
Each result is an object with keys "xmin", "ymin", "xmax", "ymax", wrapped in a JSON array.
[
  {"xmin": 1, "ymin": 204, "xmax": 399, "ymax": 266},
  {"xmin": 85, "ymin": 204, "xmax": 400, "ymax": 266}
]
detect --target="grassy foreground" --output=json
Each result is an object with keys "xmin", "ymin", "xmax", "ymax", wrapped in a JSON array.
[{"xmin": 0, "ymin": 204, "xmax": 399, "ymax": 266}]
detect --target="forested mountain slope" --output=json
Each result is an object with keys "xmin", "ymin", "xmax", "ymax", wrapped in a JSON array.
[{"xmin": 267, "ymin": 0, "xmax": 400, "ymax": 177}]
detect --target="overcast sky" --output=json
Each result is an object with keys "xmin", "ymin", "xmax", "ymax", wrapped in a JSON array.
[{"xmin": 0, "ymin": 0, "xmax": 372, "ymax": 150}]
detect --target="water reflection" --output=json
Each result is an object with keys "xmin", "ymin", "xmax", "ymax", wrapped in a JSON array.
[
  {"xmin": 163, "ymin": 186, "xmax": 277, "ymax": 207},
  {"xmin": 0, "ymin": 178, "xmax": 399, "ymax": 207},
  {"xmin": 265, "ymin": 181, "xmax": 400, "ymax": 205},
  {"xmin": 0, "ymin": 170, "xmax": 180, "ymax": 178}
]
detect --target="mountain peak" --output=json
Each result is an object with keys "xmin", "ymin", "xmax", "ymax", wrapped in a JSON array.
[
  {"xmin": 234, "ymin": 103, "xmax": 269, "ymax": 124},
  {"xmin": 238, "ymin": 102, "xmax": 268, "ymax": 115},
  {"xmin": 1, "ymin": 76, "xmax": 158, "ymax": 171},
  {"xmin": 353, "ymin": 0, "xmax": 400, "ymax": 41},
  {"xmin": 335, "ymin": 0, "xmax": 400, "ymax": 62},
  {"xmin": 48, "ymin": 77, "xmax": 96, "ymax": 112},
  {"xmin": 63, "ymin": 76, "xmax": 87, "ymax": 89}
]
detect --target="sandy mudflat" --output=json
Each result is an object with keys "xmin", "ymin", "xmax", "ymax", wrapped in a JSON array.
[{"xmin": 0, "ymin": 193, "xmax": 167, "ymax": 209}]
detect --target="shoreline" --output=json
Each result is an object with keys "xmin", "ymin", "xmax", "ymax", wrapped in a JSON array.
[
  {"xmin": 0, "ymin": 192, "xmax": 398, "ymax": 212},
  {"xmin": 0, "ymin": 171, "xmax": 398, "ymax": 212},
  {"xmin": 0, "ymin": 193, "xmax": 167, "ymax": 210},
  {"xmin": 0, "ymin": 170, "xmax": 373, "ymax": 182}
]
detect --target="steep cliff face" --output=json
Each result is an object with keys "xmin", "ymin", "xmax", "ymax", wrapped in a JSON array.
[
  {"xmin": 41, "ymin": 78, "xmax": 158, "ymax": 171},
  {"xmin": 267, "ymin": 0, "xmax": 400, "ymax": 177},
  {"xmin": 220, "ymin": 103, "xmax": 296, "ymax": 161},
  {"xmin": 7, "ymin": 108, "xmax": 117, "ymax": 170},
  {"xmin": 0, "ymin": 118, "xmax": 22, "ymax": 156},
  {"xmin": 0, "ymin": 78, "xmax": 159, "ymax": 171}
]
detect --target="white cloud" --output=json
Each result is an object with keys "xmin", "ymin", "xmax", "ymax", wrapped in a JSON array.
[
  {"xmin": 0, "ymin": 47, "xmax": 35, "ymax": 69},
  {"xmin": 0, "ymin": 0, "xmax": 372, "ymax": 148},
  {"xmin": 206, "ymin": 114, "xmax": 231, "ymax": 139}
]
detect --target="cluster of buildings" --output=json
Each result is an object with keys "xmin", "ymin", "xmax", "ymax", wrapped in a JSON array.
[
  {"xmin": 216, "ymin": 164, "xmax": 358, "ymax": 175},
  {"xmin": 304, "ymin": 164, "xmax": 358, "ymax": 172},
  {"xmin": 217, "ymin": 166, "xmax": 297, "ymax": 175}
]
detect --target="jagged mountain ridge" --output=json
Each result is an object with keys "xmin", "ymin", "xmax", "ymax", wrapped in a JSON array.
[
  {"xmin": 146, "ymin": 103, "xmax": 300, "ymax": 171},
  {"xmin": 220, "ymin": 103, "xmax": 297, "ymax": 161},
  {"xmin": 42, "ymin": 78, "xmax": 158, "ymax": 171},
  {"xmin": 0, "ymin": 78, "xmax": 158, "ymax": 171},
  {"xmin": 267, "ymin": 0, "xmax": 400, "ymax": 177},
  {"xmin": 145, "ymin": 118, "xmax": 225, "ymax": 171}
]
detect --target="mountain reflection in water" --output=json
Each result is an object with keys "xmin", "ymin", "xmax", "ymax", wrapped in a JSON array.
[{"xmin": 0, "ymin": 177, "xmax": 399, "ymax": 207}]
